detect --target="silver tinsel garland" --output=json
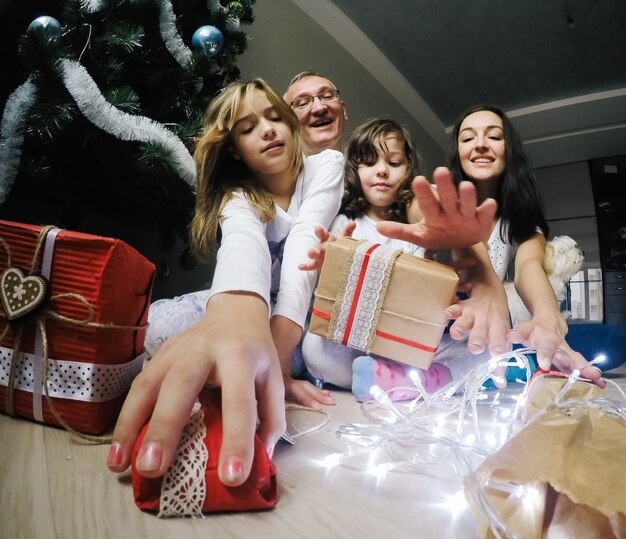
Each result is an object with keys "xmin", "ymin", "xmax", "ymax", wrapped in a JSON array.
[
  {"xmin": 0, "ymin": 76, "xmax": 38, "ymax": 204},
  {"xmin": 60, "ymin": 58, "xmax": 196, "ymax": 186},
  {"xmin": 158, "ymin": 0, "xmax": 193, "ymax": 68}
]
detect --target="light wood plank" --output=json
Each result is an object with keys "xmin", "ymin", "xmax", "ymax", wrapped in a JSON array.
[{"xmin": 2, "ymin": 366, "xmax": 625, "ymax": 539}]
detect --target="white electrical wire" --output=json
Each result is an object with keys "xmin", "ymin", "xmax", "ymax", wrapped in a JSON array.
[{"xmin": 330, "ymin": 348, "xmax": 625, "ymax": 537}]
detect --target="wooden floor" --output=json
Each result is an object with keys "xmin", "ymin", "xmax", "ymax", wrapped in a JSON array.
[{"xmin": 2, "ymin": 365, "xmax": 625, "ymax": 539}]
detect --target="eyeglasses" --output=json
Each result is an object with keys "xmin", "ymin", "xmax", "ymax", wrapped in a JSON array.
[{"xmin": 290, "ymin": 90, "xmax": 340, "ymax": 111}]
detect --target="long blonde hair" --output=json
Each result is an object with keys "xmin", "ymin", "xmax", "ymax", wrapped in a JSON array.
[{"xmin": 191, "ymin": 78, "xmax": 304, "ymax": 260}]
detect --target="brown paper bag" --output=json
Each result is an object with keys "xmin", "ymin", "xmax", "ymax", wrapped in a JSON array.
[{"xmin": 466, "ymin": 374, "xmax": 626, "ymax": 538}]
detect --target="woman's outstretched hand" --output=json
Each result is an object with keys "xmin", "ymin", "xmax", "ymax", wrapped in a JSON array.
[
  {"xmin": 509, "ymin": 320, "xmax": 605, "ymax": 388},
  {"xmin": 377, "ymin": 167, "xmax": 497, "ymax": 250}
]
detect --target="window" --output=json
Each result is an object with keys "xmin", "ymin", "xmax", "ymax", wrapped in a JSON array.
[{"xmin": 569, "ymin": 268, "xmax": 603, "ymax": 322}]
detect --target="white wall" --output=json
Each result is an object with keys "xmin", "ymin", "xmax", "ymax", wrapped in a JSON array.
[
  {"xmin": 236, "ymin": 0, "xmax": 446, "ymax": 173},
  {"xmin": 535, "ymin": 161, "xmax": 600, "ymax": 270}
]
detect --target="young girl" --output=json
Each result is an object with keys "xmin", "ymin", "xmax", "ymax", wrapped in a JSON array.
[
  {"xmin": 108, "ymin": 78, "xmax": 344, "ymax": 486},
  {"xmin": 301, "ymin": 117, "xmax": 509, "ymax": 400}
]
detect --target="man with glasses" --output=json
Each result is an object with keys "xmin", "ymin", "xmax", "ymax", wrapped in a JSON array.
[{"xmin": 285, "ymin": 71, "xmax": 348, "ymax": 155}]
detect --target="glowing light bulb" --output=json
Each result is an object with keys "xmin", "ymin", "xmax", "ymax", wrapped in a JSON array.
[
  {"xmin": 463, "ymin": 433, "xmax": 476, "ymax": 446},
  {"xmin": 590, "ymin": 354, "xmax": 606, "ymax": 366},
  {"xmin": 498, "ymin": 407, "xmax": 512, "ymax": 420},
  {"xmin": 322, "ymin": 452, "xmax": 343, "ymax": 469},
  {"xmin": 483, "ymin": 432, "xmax": 497, "ymax": 448},
  {"xmin": 447, "ymin": 489, "xmax": 468, "ymax": 517}
]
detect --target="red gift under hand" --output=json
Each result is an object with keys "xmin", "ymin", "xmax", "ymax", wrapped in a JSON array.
[{"xmin": 131, "ymin": 389, "xmax": 277, "ymax": 517}]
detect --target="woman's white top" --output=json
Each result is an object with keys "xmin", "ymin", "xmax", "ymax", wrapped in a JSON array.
[
  {"xmin": 487, "ymin": 218, "xmax": 513, "ymax": 281},
  {"xmin": 207, "ymin": 149, "xmax": 344, "ymax": 328}
]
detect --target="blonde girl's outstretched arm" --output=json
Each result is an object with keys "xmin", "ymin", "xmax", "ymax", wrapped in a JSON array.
[
  {"xmin": 298, "ymin": 218, "xmax": 357, "ymax": 272},
  {"xmin": 508, "ymin": 234, "xmax": 604, "ymax": 387},
  {"xmin": 447, "ymin": 243, "xmax": 511, "ymax": 357},
  {"xmin": 273, "ymin": 150, "xmax": 344, "ymax": 406},
  {"xmin": 109, "ymin": 292, "xmax": 286, "ymax": 486},
  {"xmin": 108, "ymin": 192, "xmax": 288, "ymax": 485}
]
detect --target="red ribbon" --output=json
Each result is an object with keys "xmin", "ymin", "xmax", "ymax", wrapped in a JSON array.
[
  {"xmin": 342, "ymin": 243, "xmax": 380, "ymax": 346},
  {"xmin": 374, "ymin": 330, "xmax": 437, "ymax": 353}
]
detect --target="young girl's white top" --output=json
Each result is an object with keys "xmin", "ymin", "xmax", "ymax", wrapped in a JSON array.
[{"xmin": 208, "ymin": 149, "xmax": 345, "ymax": 328}]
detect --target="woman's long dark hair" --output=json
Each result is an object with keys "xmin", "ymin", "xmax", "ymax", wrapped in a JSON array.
[
  {"xmin": 342, "ymin": 116, "xmax": 422, "ymax": 222},
  {"xmin": 447, "ymin": 104, "xmax": 548, "ymax": 245}
]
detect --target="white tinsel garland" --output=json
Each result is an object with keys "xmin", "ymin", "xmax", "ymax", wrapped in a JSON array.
[
  {"xmin": 60, "ymin": 58, "xmax": 196, "ymax": 186},
  {"xmin": 158, "ymin": 0, "xmax": 193, "ymax": 68},
  {"xmin": 0, "ymin": 76, "xmax": 38, "ymax": 205},
  {"xmin": 81, "ymin": 0, "xmax": 105, "ymax": 14}
]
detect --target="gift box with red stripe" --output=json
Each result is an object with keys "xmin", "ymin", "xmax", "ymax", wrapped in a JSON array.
[
  {"xmin": 0, "ymin": 220, "xmax": 155, "ymax": 434},
  {"xmin": 309, "ymin": 237, "xmax": 458, "ymax": 369}
]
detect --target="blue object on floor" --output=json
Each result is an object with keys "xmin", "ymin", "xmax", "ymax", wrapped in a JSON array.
[
  {"xmin": 565, "ymin": 323, "xmax": 626, "ymax": 372},
  {"xmin": 482, "ymin": 346, "xmax": 537, "ymax": 389}
]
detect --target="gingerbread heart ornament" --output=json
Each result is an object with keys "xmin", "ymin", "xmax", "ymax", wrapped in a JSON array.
[{"xmin": 0, "ymin": 267, "xmax": 48, "ymax": 321}]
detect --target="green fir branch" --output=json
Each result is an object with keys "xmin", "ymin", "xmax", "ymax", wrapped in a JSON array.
[
  {"xmin": 103, "ymin": 23, "xmax": 145, "ymax": 55},
  {"xmin": 137, "ymin": 141, "xmax": 183, "ymax": 177},
  {"xmin": 103, "ymin": 85, "xmax": 141, "ymax": 114},
  {"xmin": 26, "ymin": 99, "xmax": 78, "ymax": 144}
]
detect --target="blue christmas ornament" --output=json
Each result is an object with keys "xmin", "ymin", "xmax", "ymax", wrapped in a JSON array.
[
  {"xmin": 27, "ymin": 16, "xmax": 62, "ymax": 41},
  {"xmin": 191, "ymin": 25, "xmax": 224, "ymax": 58}
]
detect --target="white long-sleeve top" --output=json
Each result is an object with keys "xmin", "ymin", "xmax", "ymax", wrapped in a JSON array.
[
  {"xmin": 208, "ymin": 149, "xmax": 344, "ymax": 328},
  {"xmin": 330, "ymin": 213, "xmax": 426, "ymax": 258}
]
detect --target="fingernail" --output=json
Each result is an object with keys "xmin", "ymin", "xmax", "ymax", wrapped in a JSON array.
[
  {"xmin": 221, "ymin": 456, "xmax": 245, "ymax": 483},
  {"xmin": 107, "ymin": 441, "xmax": 122, "ymax": 468},
  {"xmin": 136, "ymin": 441, "xmax": 162, "ymax": 472},
  {"xmin": 590, "ymin": 366, "xmax": 602, "ymax": 377}
]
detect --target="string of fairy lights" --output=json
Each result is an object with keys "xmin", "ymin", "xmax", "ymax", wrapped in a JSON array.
[{"xmin": 319, "ymin": 349, "xmax": 626, "ymax": 538}]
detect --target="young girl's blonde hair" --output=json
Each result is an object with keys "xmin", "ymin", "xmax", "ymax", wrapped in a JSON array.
[{"xmin": 191, "ymin": 78, "xmax": 304, "ymax": 260}]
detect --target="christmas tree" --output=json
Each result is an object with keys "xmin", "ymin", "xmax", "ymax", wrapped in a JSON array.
[{"xmin": 0, "ymin": 0, "xmax": 255, "ymax": 293}]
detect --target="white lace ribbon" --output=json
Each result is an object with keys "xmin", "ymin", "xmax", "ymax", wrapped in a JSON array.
[
  {"xmin": 330, "ymin": 242, "xmax": 400, "ymax": 352},
  {"xmin": 158, "ymin": 400, "xmax": 208, "ymax": 517},
  {"xmin": 0, "ymin": 346, "xmax": 145, "ymax": 403}
]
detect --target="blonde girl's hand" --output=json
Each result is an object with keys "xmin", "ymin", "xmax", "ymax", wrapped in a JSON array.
[
  {"xmin": 509, "ymin": 320, "xmax": 605, "ymax": 388},
  {"xmin": 107, "ymin": 292, "xmax": 287, "ymax": 486},
  {"xmin": 298, "ymin": 222, "xmax": 357, "ymax": 272},
  {"xmin": 283, "ymin": 376, "xmax": 335, "ymax": 408}
]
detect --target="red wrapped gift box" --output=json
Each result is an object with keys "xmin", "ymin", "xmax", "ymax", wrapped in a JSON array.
[
  {"xmin": 132, "ymin": 389, "xmax": 278, "ymax": 516},
  {"xmin": 0, "ymin": 220, "xmax": 155, "ymax": 434}
]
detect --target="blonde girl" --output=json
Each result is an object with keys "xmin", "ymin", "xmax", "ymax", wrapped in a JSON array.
[{"xmin": 108, "ymin": 79, "xmax": 344, "ymax": 487}]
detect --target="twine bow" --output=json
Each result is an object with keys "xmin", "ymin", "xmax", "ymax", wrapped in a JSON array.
[{"xmin": 0, "ymin": 225, "xmax": 147, "ymax": 443}]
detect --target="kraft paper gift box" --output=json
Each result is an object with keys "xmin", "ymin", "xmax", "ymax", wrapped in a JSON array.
[
  {"xmin": 309, "ymin": 237, "xmax": 459, "ymax": 369},
  {"xmin": 0, "ymin": 220, "xmax": 155, "ymax": 434}
]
